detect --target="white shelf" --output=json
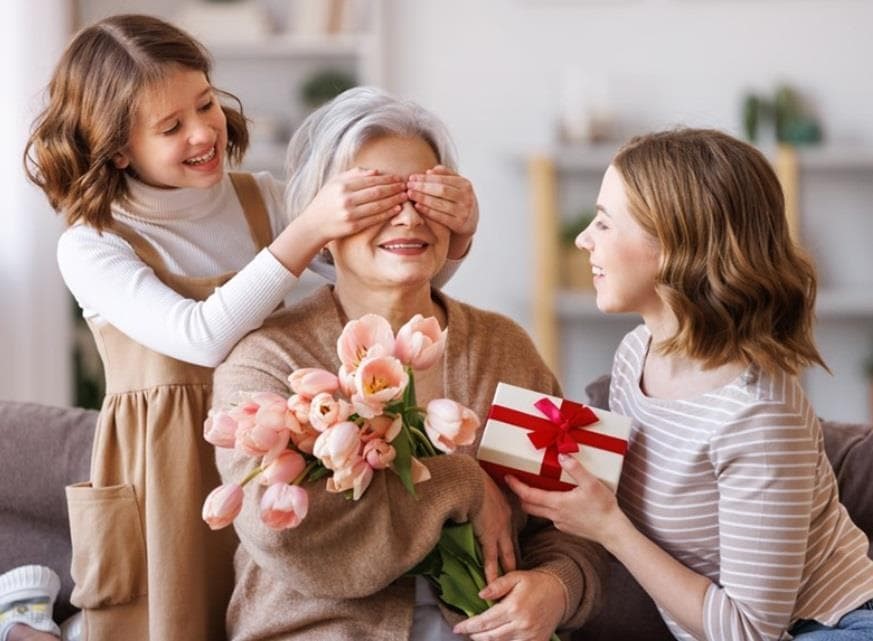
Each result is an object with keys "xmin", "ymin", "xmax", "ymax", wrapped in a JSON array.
[
  {"xmin": 556, "ymin": 287, "xmax": 873, "ymax": 321},
  {"xmin": 209, "ymin": 34, "xmax": 370, "ymax": 60},
  {"xmin": 519, "ymin": 143, "xmax": 873, "ymax": 175}
]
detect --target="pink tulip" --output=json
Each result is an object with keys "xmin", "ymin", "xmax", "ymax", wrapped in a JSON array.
[
  {"xmin": 203, "ymin": 409, "xmax": 238, "ymax": 448},
  {"xmin": 326, "ymin": 456, "xmax": 374, "ymax": 500},
  {"xmin": 260, "ymin": 483, "xmax": 309, "ymax": 530},
  {"xmin": 424, "ymin": 399, "xmax": 480, "ymax": 453},
  {"xmin": 338, "ymin": 365, "xmax": 357, "ymax": 398},
  {"xmin": 312, "ymin": 421, "xmax": 362, "ymax": 470},
  {"xmin": 359, "ymin": 415, "xmax": 402, "ymax": 443},
  {"xmin": 394, "ymin": 314, "xmax": 446, "ymax": 370},
  {"xmin": 235, "ymin": 421, "xmax": 291, "ymax": 463},
  {"xmin": 286, "ymin": 394, "xmax": 311, "ymax": 425},
  {"xmin": 336, "ymin": 314, "xmax": 395, "ymax": 372},
  {"xmin": 352, "ymin": 355, "xmax": 408, "ymax": 418},
  {"xmin": 308, "ymin": 393, "xmax": 351, "ymax": 432},
  {"xmin": 410, "ymin": 457, "xmax": 432, "ymax": 484},
  {"xmin": 288, "ymin": 368, "xmax": 339, "ymax": 398},
  {"xmin": 363, "ymin": 438, "xmax": 396, "ymax": 469},
  {"xmin": 202, "ymin": 483, "xmax": 243, "ymax": 530},
  {"xmin": 228, "ymin": 397, "xmax": 260, "ymax": 429},
  {"xmin": 254, "ymin": 394, "xmax": 300, "ymax": 433},
  {"xmin": 259, "ymin": 450, "xmax": 307, "ymax": 486},
  {"xmin": 290, "ymin": 424, "xmax": 319, "ymax": 455}
]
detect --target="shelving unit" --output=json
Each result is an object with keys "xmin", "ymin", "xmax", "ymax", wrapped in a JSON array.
[
  {"xmin": 527, "ymin": 143, "xmax": 873, "ymax": 422},
  {"xmin": 204, "ymin": 2, "xmax": 385, "ymax": 177}
]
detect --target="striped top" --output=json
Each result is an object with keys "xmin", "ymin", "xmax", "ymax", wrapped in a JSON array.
[{"xmin": 611, "ymin": 325, "xmax": 873, "ymax": 641}]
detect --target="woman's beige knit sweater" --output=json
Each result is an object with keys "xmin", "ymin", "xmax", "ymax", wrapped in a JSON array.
[{"xmin": 213, "ymin": 286, "xmax": 607, "ymax": 641}]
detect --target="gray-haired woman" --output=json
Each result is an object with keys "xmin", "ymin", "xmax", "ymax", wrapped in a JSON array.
[{"xmin": 213, "ymin": 87, "xmax": 607, "ymax": 641}]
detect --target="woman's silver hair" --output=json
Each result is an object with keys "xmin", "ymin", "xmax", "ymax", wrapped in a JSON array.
[{"xmin": 284, "ymin": 86, "xmax": 459, "ymax": 221}]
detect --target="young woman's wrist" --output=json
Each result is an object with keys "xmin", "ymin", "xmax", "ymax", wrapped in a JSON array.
[{"xmin": 601, "ymin": 510, "xmax": 638, "ymax": 558}]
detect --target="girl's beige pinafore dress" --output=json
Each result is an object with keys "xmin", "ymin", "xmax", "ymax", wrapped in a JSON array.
[{"xmin": 65, "ymin": 173, "xmax": 272, "ymax": 641}]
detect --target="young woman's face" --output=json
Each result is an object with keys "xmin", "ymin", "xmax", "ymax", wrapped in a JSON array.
[
  {"xmin": 116, "ymin": 67, "xmax": 227, "ymax": 189},
  {"xmin": 576, "ymin": 165, "xmax": 663, "ymax": 317},
  {"xmin": 328, "ymin": 134, "xmax": 451, "ymax": 290}
]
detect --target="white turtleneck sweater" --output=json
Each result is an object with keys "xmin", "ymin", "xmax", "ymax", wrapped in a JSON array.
[
  {"xmin": 57, "ymin": 172, "xmax": 463, "ymax": 368},
  {"xmin": 57, "ymin": 172, "xmax": 295, "ymax": 368}
]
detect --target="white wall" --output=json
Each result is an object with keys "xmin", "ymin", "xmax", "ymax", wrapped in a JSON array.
[
  {"xmin": 383, "ymin": 0, "xmax": 873, "ymax": 314},
  {"xmin": 6, "ymin": 0, "xmax": 873, "ymax": 416},
  {"xmin": 382, "ymin": 0, "xmax": 873, "ymax": 421},
  {"xmin": 0, "ymin": 1, "xmax": 71, "ymax": 406}
]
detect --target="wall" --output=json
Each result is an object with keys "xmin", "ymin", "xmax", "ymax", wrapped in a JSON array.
[
  {"xmin": 6, "ymin": 0, "xmax": 872, "ymax": 419},
  {"xmin": 0, "ymin": 0, "xmax": 71, "ymax": 406},
  {"xmin": 381, "ymin": 0, "xmax": 873, "ymax": 421}
]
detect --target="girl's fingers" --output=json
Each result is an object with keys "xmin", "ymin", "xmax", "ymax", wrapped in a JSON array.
[
  {"xmin": 406, "ymin": 179, "xmax": 462, "ymax": 201},
  {"xmin": 407, "ymin": 191, "xmax": 458, "ymax": 217},
  {"xmin": 346, "ymin": 182, "xmax": 407, "ymax": 207},
  {"xmin": 341, "ymin": 171, "xmax": 405, "ymax": 191}
]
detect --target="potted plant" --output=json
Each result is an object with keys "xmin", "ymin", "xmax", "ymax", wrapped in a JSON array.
[{"xmin": 559, "ymin": 209, "xmax": 594, "ymax": 290}]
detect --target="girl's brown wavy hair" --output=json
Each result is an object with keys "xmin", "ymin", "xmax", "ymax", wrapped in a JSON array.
[
  {"xmin": 613, "ymin": 128, "xmax": 827, "ymax": 376},
  {"xmin": 24, "ymin": 14, "xmax": 249, "ymax": 231}
]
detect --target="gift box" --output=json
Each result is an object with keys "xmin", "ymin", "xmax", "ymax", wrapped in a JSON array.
[{"xmin": 476, "ymin": 383, "xmax": 631, "ymax": 493}]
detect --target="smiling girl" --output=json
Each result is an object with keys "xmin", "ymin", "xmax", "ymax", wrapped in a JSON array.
[{"xmin": 23, "ymin": 14, "xmax": 476, "ymax": 641}]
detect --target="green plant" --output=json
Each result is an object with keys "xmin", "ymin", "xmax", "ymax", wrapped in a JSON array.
[
  {"xmin": 559, "ymin": 209, "xmax": 594, "ymax": 247},
  {"xmin": 300, "ymin": 69, "xmax": 357, "ymax": 110},
  {"xmin": 864, "ymin": 349, "xmax": 873, "ymax": 380}
]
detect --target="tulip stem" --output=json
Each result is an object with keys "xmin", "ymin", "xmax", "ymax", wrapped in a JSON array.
[
  {"xmin": 292, "ymin": 460, "xmax": 318, "ymax": 486},
  {"xmin": 240, "ymin": 465, "xmax": 264, "ymax": 487}
]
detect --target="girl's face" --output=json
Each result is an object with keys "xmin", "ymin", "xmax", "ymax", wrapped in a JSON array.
[
  {"xmin": 115, "ymin": 66, "xmax": 227, "ymax": 189},
  {"xmin": 576, "ymin": 165, "xmax": 664, "ymax": 318},
  {"xmin": 327, "ymin": 134, "xmax": 451, "ymax": 291}
]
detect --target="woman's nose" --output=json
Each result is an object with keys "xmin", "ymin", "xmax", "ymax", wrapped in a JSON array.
[
  {"xmin": 391, "ymin": 199, "xmax": 424, "ymax": 227},
  {"xmin": 576, "ymin": 226, "xmax": 593, "ymax": 251}
]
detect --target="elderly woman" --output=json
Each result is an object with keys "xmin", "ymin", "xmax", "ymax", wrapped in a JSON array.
[{"xmin": 213, "ymin": 87, "xmax": 607, "ymax": 641}]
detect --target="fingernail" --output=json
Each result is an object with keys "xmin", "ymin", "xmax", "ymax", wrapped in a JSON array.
[{"xmin": 558, "ymin": 453, "xmax": 571, "ymax": 465}]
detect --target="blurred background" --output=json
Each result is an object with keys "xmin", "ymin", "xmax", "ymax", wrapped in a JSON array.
[{"xmin": 2, "ymin": 0, "xmax": 872, "ymax": 422}]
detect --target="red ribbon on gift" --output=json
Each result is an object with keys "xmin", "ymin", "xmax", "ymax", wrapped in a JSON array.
[{"xmin": 486, "ymin": 397, "xmax": 627, "ymax": 482}]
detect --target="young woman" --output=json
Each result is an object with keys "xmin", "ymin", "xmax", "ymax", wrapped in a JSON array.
[{"xmin": 508, "ymin": 129, "xmax": 873, "ymax": 641}]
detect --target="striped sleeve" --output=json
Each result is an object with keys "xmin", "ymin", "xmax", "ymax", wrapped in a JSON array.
[{"xmin": 703, "ymin": 375, "xmax": 817, "ymax": 641}]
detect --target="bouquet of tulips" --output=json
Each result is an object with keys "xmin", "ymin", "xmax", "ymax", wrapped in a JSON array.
[{"xmin": 201, "ymin": 312, "xmax": 493, "ymax": 618}]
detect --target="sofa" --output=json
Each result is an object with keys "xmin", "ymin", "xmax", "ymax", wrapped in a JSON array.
[{"xmin": 1, "ymin": 392, "xmax": 872, "ymax": 639}]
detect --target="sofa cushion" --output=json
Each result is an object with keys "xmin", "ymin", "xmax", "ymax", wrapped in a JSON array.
[{"xmin": 0, "ymin": 401, "xmax": 96, "ymax": 622}]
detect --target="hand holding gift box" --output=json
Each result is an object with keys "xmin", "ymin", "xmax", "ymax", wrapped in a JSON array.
[{"xmin": 477, "ymin": 383, "xmax": 631, "ymax": 493}]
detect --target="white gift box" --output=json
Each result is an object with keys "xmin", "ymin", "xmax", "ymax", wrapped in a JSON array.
[{"xmin": 477, "ymin": 382, "xmax": 631, "ymax": 493}]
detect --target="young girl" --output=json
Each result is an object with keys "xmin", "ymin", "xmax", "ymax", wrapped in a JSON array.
[
  {"xmin": 507, "ymin": 129, "xmax": 873, "ymax": 640},
  {"xmin": 23, "ymin": 14, "xmax": 477, "ymax": 641}
]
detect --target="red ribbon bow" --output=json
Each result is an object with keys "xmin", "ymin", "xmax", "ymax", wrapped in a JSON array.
[
  {"xmin": 529, "ymin": 398, "xmax": 599, "ymax": 454},
  {"xmin": 486, "ymin": 397, "xmax": 627, "ymax": 483}
]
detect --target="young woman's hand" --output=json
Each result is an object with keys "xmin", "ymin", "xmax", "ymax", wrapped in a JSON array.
[
  {"xmin": 472, "ymin": 472, "xmax": 517, "ymax": 584},
  {"xmin": 452, "ymin": 569, "xmax": 565, "ymax": 641},
  {"xmin": 505, "ymin": 454, "xmax": 627, "ymax": 546},
  {"xmin": 406, "ymin": 165, "xmax": 478, "ymax": 259},
  {"xmin": 273, "ymin": 168, "xmax": 409, "ymax": 275}
]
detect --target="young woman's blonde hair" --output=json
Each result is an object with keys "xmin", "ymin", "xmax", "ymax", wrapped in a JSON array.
[
  {"xmin": 613, "ymin": 128, "xmax": 827, "ymax": 376},
  {"xmin": 24, "ymin": 14, "xmax": 249, "ymax": 230}
]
